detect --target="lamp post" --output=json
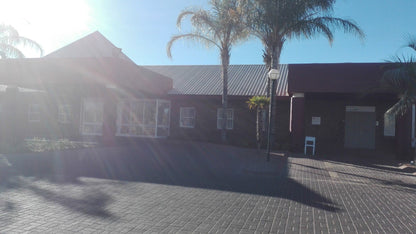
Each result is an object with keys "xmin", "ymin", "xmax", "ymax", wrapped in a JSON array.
[{"xmin": 266, "ymin": 68, "xmax": 280, "ymax": 161}]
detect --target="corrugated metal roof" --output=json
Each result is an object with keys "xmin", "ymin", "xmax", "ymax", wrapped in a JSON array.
[
  {"xmin": 0, "ymin": 58, "xmax": 172, "ymax": 96},
  {"xmin": 144, "ymin": 64, "xmax": 288, "ymax": 97}
]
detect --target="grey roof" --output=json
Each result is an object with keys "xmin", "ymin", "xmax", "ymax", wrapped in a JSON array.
[
  {"xmin": 144, "ymin": 64, "xmax": 288, "ymax": 97},
  {"xmin": 45, "ymin": 31, "xmax": 134, "ymax": 63}
]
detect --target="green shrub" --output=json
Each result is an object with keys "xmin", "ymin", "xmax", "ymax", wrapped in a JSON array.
[{"xmin": 0, "ymin": 138, "xmax": 97, "ymax": 154}]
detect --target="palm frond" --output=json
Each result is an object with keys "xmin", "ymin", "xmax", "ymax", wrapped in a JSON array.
[
  {"xmin": 5, "ymin": 36, "xmax": 43, "ymax": 56},
  {"xmin": 383, "ymin": 36, "xmax": 416, "ymax": 116},
  {"xmin": 166, "ymin": 33, "xmax": 220, "ymax": 59},
  {"xmin": 0, "ymin": 24, "xmax": 43, "ymax": 58},
  {"xmin": 286, "ymin": 16, "xmax": 365, "ymax": 44},
  {"xmin": 386, "ymin": 93, "xmax": 416, "ymax": 116},
  {"xmin": 403, "ymin": 35, "xmax": 416, "ymax": 52},
  {"xmin": 176, "ymin": 11, "xmax": 197, "ymax": 29},
  {"xmin": 287, "ymin": 17, "xmax": 334, "ymax": 43},
  {"xmin": 0, "ymin": 24, "xmax": 19, "ymax": 38},
  {"xmin": 0, "ymin": 43, "xmax": 25, "ymax": 58},
  {"xmin": 247, "ymin": 96, "xmax": 270, "ymax": 110}
]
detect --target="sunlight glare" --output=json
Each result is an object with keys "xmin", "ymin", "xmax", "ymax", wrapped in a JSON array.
[{"xmin": 0, "ymin": 0, "xmax": 93, "ymax": 56}]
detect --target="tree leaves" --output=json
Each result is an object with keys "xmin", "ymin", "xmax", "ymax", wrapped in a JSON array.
[
  {"xmin": 383, "ymin": 38, "xmax": 416, "ymax": 116},
  {"xmin": 0, "ymin": 24, "xmax": 43, "ymax": 58}
]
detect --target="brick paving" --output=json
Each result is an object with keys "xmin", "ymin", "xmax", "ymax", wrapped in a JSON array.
[{"xmin": 0, "ymin": 141, "xmax": 415, "ymax": 233}]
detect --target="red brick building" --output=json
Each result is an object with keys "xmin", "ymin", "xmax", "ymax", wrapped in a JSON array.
[{"xmin": 0, "ymin": 31, "xmax": 413, "ymax": 160}]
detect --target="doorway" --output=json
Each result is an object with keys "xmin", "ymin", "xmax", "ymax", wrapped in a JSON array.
[{"xmin": 344, "ymin": 106, "xmax": 376, "ymax": 149}]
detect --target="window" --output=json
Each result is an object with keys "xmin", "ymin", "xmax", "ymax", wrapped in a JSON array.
[
  {"xmin": 81, "ymin": 99, "xmax": 103, "ymax": 136},
  {"xmin": 217, "ymin": 108, "xmax": 233, "ymax": 130},
  {"xmin": 384, "ymin": 112, "xmax": 395, "ymax": 136},
  {"xmin": 180, "ymin": 107, "xmax": 195, "ymax": 128},
  {"xmin": 58, "ymin": 104, "xmax": 72, "ymax": 123},
  {"xmin": 157, "ymin": 100, "xmax": 171, "ymax": 137},
  {"xmin": 116, "ymin": 99, "xmax": 170, "ymax": 137},
  {"xmin": 28, "ymin": 104, "xmax": 41, "ymax": 122}
]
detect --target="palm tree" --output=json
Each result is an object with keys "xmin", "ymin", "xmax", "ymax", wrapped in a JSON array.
[
  {"xmin": 167, "ymin": 0, "xmax": 249, "ymax": 142},
  {"xmin": 0, "ymin": 24, "xmax": 43, "ymax": 58},
  {"xmin": 383, "ymin": 37, "xmax": 416, "ymax": 162},
  {"xmin": 247, "ymin": 96, "xmax": 270, "ymax": 149},
  {"xmin": 243, "ymin": 0, "xmax": 364, "ymax": 147},
  {"xmin": 383, "ymin": 37, "xmax": 416, "ymax": 116}
]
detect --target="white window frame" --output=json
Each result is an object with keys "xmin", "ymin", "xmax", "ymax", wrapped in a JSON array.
[
  {"xmin": 58, "ymin": 104, "xmax": 72, "ymax": 124},
  {"xmin": 28, "ymin": 103, "xmax": 41, "ymax": 122},
  {"xmin": 180, "ymin": 107, "xmax": 196, "ymax": 128},
  {"xmin": 116, "ymin": 99, "xmax": 170, "ymax": 138},
  {"xmin": 81, "ymin": 98, "xmax": 104, "ymax": 136},
  {"xmin": 217, "ymin": 108, "xmax": 234, "ymax": 130}
]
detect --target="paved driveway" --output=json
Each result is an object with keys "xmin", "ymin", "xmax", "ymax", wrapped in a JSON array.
[{"xmin": 0, "ymin": 140, "xmax": 415, "ymax": 233}]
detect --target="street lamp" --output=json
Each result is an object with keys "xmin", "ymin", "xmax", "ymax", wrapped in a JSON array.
[{"xmin": 266, "ymin": 68, "xmax": 280, "ymax": 161}]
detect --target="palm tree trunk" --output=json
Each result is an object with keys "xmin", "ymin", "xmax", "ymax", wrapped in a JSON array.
[
  {"xmin": 220, "ymin": 47, "xmax": 230, "ymax": 142},
  {"xmin": 269, "ymin": 44, "xmax": 282, "ymax": 148},
  {"xmin": 256, "ymin": 108, "xmax": 261, "ymax": 150}
]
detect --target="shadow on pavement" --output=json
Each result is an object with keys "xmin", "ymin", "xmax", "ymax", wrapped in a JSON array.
[
  {"xmin": 27, "ymin": 184, "xmax": 114, "ymax": 218},
  {"xmin": 321, "ymin": 152, "xmax": 416, "ymax": 175},
  {"xmin": 333, "ymin": 169, "xmax": 416, "ymax": 193},
  {"xmin": 3, "ymin": 140, "xmax": 340, "ymax": 212}
]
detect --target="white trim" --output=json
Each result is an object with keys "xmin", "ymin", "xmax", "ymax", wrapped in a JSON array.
[
  {"xmin": 180, "ymin": 107, "xmax": 196, "ymax": 128},
  {"xmin": 292, "ymin": 93, "xmax": 304, "ymax": 98},
  {"xmin": 346, "ymin": 106, "xmax": 375, "ymax": 112},
  {"xmin": 116, "ymin": 99, "xmax": 170, "ymax": 138}
]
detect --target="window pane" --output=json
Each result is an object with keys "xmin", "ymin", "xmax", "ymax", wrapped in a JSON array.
[
  {"xmin": 180, "ymin": 107, "xmax": 194, "ymax": 128},
  {"xmin": 120, "ymin": 126, "xmax": 129, "ymax": 134},
  {"xmin": 131, "ymin": 101, "xmax": 143, "ymax": 123},
  {"xmin": 226, "ymin": 119, "xmax": 233, "ymax": 129},
  {"xmin": 158, "ymin": 102, "xmax": 170, "ymax": 126},
  {"xmin": 182, "ymin": 118, "xmax": 194, "ymax": 128},
  {"xmin": 58, "ymin": 104, "xmax": 72, "ymax": 123},
  {"xmin": 29, "ymin": 104, "xmax": 41, "ymax": 122},
  {"xmin": 82, "ymin": 99, "xmax": 103, "ymax": 135},
  {"xmin": 144, "ymin": 101, "xmax": 156, "ymax": 125},
  {"xmin": 226, "ymin": 109, "xmax": 233, "ymax": 119},
  {"xmin": 142, "ymin": 125, "xmax": 155, "ymax": 136}
]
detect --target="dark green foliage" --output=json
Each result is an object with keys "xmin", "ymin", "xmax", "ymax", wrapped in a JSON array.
[{"xmin": 383, "ymin": 37, "xmax": 416, "ymax": 116}]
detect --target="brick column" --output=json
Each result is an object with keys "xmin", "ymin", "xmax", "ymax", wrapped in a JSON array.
[{"xmin": 290, "ymin": 93, "xmax": 305, "ymax": 151}]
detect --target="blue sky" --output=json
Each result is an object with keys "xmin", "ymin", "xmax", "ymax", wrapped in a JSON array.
[{"xmin": 0, "ymin": 0, "xmax": 415, "ymax": 65}]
